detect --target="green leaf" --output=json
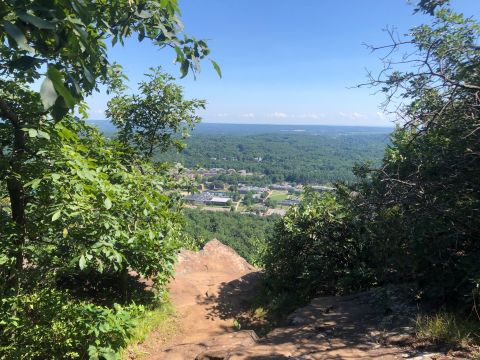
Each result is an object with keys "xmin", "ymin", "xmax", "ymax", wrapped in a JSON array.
[
  {"xmin": 27, "ymin": 178, "xmax": 41, "ymax": 189},
  {"xmin": 211, "ymin": 60, "xmax": 222, "ymax": 78},
  {"xmin": 104, "ymin": 197, "xmax": 112, "ymax": 210},
  {"xmin": 37, "ymin": 130, "xmax": 50, "ymax": 140},
  {"xmin": 180, "ymin": 59, "xmax": 189, "ymax": 78},
  {"xmin": 51, "ymin": 210, "xmax": 61, "ymax": 221},
  {"xmin": 0, "ymin": 254, "xmax": 10, "ymax": 265},
  {"xmin": 9, "ymin": 55, "xmax": 42, "ymax": 70},
  {"xmin": 79, "ymin": 255, "xmax": 86, "ymax": 270},
  {"xmin": 40, "ymin": 76, "xmax": 57, "ymax": 109},
  {"xmin": 174, "ymin": 46, "xmax": 184, "ymax": 62},
  {"xmin": 47, "ymin": 65, "xmax": 76, "ymax": 108},
  {"xmin": 28, "ymin": 128, "xmax": 38, "ymax": 138},
  {"xmin": 100, "ymin": 349, "xmax": 117, "ymax": 360},
  {"xmin": 3, "ymin": 21, "xmax": 34, "ymax": 52},
  {"xmin": 17, "ymin": 12, "xmax": 55, "ymax": 30}
]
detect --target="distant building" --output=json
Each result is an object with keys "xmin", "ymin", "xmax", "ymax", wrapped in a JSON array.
[
  {"xmin": 311, "ymin": 185, "xmax": 335, "ymax": 192},
  {"xmin": 211, "ymin": 168, "xmax": 226, "ymax": 173},
  {"xmin": 238, "ymin": 186, "xmax": 268, "ymax": 194},
  {"xmin": 208, "ymin": 196, "xmax": 231, "ymax": 206},
  {"xmin": 270, "ymin": 184, "xmax": 293, "ymax": 191},
  {"xmin": 184, "ymin": 192, "xmax": 231, "ymax": 206},
  {"xmin": 278, "ymin": 199, "xmax": 300, "ymax": 206},
  {"xmin": 265, "ymin": 208, "xmax": 287, "ymax": 216}
]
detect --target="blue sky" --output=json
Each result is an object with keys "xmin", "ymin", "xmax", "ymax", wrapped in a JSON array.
[{"xmin": 86, "ymin": 0, "xmax": 479, "ymax": 126}]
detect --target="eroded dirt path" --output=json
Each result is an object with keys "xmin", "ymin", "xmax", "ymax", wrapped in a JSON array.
[
  {"xmin": 133, "ymin": 240, "xmax": 458, "ymax": 360},
  {"xmin": 134, "ymin": 240, "xmax": 259, "ymax": 359}
]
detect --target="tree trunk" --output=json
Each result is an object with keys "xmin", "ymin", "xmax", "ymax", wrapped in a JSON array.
[
  {"xmin": 120, "ymin": 267, "xmax": 129, "ymax": 303},
  {"xmin": 6, "ymin": 124, "xmax": 27, "ymax": 293}
]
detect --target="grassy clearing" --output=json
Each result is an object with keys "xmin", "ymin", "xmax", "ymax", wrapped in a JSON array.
[
  {"xmin": 269, "ymin": 191, "xmax": 289, "ymax": 202},
  {"xmin": 416, "ymin": 312, "xmax": 480, "ymax": 350},
  {"xmin": 122, "ymin": 303, "xmax": 178, "ymax": 359}
]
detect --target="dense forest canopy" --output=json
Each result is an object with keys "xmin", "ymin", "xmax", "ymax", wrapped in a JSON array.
[
  {"xmin": 158, "ymin": 132, "xmax": 390, "ymax": 184},
  {"xmin": 183, "ymin": 209, "xmax": 278, "ymax": 265}
]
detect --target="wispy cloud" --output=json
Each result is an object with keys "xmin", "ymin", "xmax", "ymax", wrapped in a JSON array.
[
  {"xmin": 293, "ymin": 113, "xmax": 325, "ymax": 120},
  {"xmin": 88, "ymin": 108, "xmax": 105, "ymax": 118},
  {"xmin": 376, "ymin": 111, "xmax": 388, "ymax": 120},
  {"xmin": 240, "ymin": 113, "xmax": 255, "ymax": 118},
  {"xmin": 270, "ymin": 112, "xmax": 288, "ymax": 118},
  {"xmin": 339, "ymin": 111, "xmax": 368, "ymax": 120}
]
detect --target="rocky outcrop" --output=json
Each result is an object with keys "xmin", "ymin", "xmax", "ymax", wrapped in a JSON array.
[
  {"xmin": 134, "ymin": 240, "xmax": 460, "ymax": 360},
  {"xmin": 175, "ymin": 239, "xmax": 255, "ymax": 275}
]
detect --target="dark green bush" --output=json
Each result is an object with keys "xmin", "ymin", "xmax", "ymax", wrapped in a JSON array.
[{"xmin": 263, "ymin": 191, "xmax": 376, "ymax": 301}]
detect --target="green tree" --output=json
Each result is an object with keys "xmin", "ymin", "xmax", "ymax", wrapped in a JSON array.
[
  {"xmin": 107, "ymin": 68, "xmax": 206, "ymax": 158},
  {"xmin": 243, "ymin": 191, "xmax": 254, "ymax": 206},
  {"xmin": 358, "ymin": 2, "xmax": 480, "ymax": 304},
  {"xmin": 264, "ymin": 0, "xmax": 480, "ymax": 311},
  {"xmin": 0, "ymin": 0, "xmax": 215, "ymax": 292},
  {"xmin": 265, "ymin": 198, "xmax": 277, "ymax": 208},
  {"xmin": 0, "ymin": 1, "xmax": 215, "ymax": 357},
  {"xmin": 263, "ymin": 191, "xmax": 374, "ymax": 300}
]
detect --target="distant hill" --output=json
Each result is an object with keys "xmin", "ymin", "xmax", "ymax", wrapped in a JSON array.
[
  {"xmin": 87, "ymin": 120, "xmax": 117, "ymax": 135},
  {"xmin": 88, "ymin": 121, "xmax": 391, "ymax": 184},
  {"xmin": 87, "ymin": 120, "xmax": 393, "ymax": 137},
  {"xmin": 189, "ymin": 123, "xmax": 392, "ymax": 136}
]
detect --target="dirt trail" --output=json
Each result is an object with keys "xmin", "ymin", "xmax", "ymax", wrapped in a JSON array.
[{"xmin": 134, "ymin": 240, "xmax": 456, "ymax": 360}]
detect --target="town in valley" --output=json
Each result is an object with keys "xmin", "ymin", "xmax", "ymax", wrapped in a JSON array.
[{"xmin": 182, "ymin": 166, "xmax": 334, "ymax": 216}]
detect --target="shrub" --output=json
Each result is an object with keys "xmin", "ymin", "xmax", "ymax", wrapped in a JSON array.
[
  {"xmin": 263, "ymin": 190, "xmax": 376, "ymax": 301},
  {"xmin": 0, "ymin": 288, "xmax": 142, "ymax": 360}
]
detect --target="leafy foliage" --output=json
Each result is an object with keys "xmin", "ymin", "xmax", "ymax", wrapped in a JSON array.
[
  {"xmin": 263, "ymin": 190, "xmax": 376, "ymax": 300},
  {"xmin": 264, "ymin": 1, "xmax": 480, "ymax": 315},
  {"xmin": 1, "ymin": 114, "xmax": 187, "ymax": 289},
  {"xmin": 159, "ymin": 132, "xmax": 389, "ymax": 184},
  {"xmin": 0, "ymin": 288, "xmax": 142, "ymax": 360},
  {"xmin": 356, "ymin": 4, "xmax": 480, "ymax": 305},
  {"xmin": 0, "ymin": 0, "xmax": 214, "ymax": 117},
  {"xmin": 107, "ymin": 68, "xmax": 205, "ymax": 157},
  {"xmin": 183, "ymin": 209, "xmax": 278, "ymax": 265},
  {"xmin": 0, "ymin": 2, "xmax": 212, "ymax": 358}
]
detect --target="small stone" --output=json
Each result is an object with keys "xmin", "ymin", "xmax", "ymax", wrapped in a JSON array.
[
  {"xmin": 290, "ymin": 316, "xmax": 307, "ymax": 325},
  {"xmin": 386, "ymin": 334, "xmax": 411, "ymax": 345}
]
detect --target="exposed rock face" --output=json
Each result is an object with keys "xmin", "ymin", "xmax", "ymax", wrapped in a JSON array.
[
  {"xmin": 134, "ymin": 240, "xmax": 459, "ymax": 360},
  {"xmin": 175, "ymin": 239, "xmax": 255, "ymax": 275}
]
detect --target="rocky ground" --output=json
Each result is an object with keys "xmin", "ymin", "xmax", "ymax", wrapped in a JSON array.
[{"xmin": 128, "ymin": 240, "xmax": 471, "ymax": 360}]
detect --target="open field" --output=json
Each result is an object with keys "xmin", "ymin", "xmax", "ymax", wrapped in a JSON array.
[{"xmin": 268, "ymin": 190, "xmax": 289, "ymax": 202}]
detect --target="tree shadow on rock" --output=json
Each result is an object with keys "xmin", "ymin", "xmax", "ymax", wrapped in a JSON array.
[{"xmin": 202, "ymin": 271, "xmax": 266, "ymax": 331}]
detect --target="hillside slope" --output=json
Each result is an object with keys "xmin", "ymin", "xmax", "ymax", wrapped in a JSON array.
[{"xmin": 132, "ymin": 241, "xmax": 460, "ymax": 360}]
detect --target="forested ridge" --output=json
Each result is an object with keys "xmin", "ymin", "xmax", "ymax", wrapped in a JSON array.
[{"xmin": 158, "ymin": 132, "xmax": 389, "ymax": 183}]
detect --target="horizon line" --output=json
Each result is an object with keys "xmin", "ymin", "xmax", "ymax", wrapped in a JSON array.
[{"xmin": 88, "ymin": 119, "xmax": 395, "ymax": 129}]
